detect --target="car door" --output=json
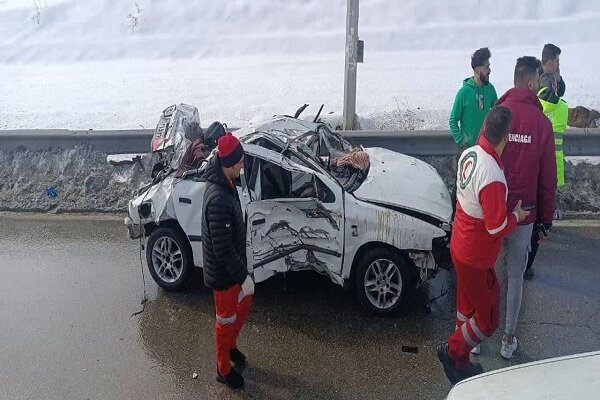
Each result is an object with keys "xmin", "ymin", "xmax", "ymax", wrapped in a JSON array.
[
  {"xmin": 173, "ymin": 164, "xmax": 250, "ymax": 268},
  {"xmin": 171, "ymin": 175, "xmax": 206, "ymax": 266},
  {"xmin": 242, "ymin": 145, "xmax": 345, "ymax": 283}
]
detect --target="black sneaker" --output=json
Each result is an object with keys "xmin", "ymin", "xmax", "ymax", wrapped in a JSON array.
[
  {"xmin": 455, "ymin": 360, "xmax": 483, "ymax": 382},
  {"xmin": 436, "ymin": 342, "xmax": 460, "ymax": 384},
  {"xmin": 216, "ymin": 368, "xmax": 244, "ymax": 389},
  {"xmin": 524, "ymin": 268, "xmax": 535, "ymax": 280},
  {"xmin": 437, "ymin": 342, "xmax": 484, "ymax": 384},
  {"xmin": 230, "ymin": 347, "xmax": 247, "ymax": 367}
]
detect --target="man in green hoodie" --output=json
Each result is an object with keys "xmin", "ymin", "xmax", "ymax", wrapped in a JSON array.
[{"xmin": 449, "ymin": 47, "xmax": 498, "ymax": 148}]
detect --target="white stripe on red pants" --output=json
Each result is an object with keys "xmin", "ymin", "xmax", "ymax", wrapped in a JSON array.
[
  {"xmin": 448, "ymin": 262, "xmax": 500, "ymax": 369},
  {"xmin": 214, "ymin": 284, "xmax": 253, "ymax": 375}
]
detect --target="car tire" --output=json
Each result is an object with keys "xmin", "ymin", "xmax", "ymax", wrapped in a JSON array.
[
  {"xmin": 146, "ymin": 227, "xmax": 194, "ymax": 291},
  {"xmin": 355, "ymin": 248, "xmax": 411, "ymax": 315}
]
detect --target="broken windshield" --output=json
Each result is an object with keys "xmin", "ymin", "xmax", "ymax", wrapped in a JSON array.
[
  {"xmin": 244, "ymin": 127, "xmax": 370, "ymax": 193},
  {"xmin": 298, "ymin": 126, "xmax": 369, "ymax": 193}
]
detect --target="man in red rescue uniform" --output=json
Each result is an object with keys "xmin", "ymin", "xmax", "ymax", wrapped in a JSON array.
[
  {"xmin": 437, "ymin": 106, "xmax": 529, "ymax": 384},
  {"xmin": 202, "ymin": 132, "xmax": 254, "ymax": 389}
]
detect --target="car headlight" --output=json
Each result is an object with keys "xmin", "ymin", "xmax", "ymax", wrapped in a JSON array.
[{"xmin": 138, "ymin": 203, "xmax": 152, "ymax": 219}]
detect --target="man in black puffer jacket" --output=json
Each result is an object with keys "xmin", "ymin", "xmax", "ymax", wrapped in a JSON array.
[{"xmin": 202, "ymin": 132, "xmax": 254, "ymax": 390}]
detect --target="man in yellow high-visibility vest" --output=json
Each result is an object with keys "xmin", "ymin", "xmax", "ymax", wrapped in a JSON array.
[
  {"xmin": 524, "ymin": 73, "xmax": 568, "ymax": 280},
  {"xmin": 538, "ymin": 73, "xmax": 568, "ymax": 187}
]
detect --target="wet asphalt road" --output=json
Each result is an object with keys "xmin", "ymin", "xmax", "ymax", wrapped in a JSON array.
[{"xmin": 1, "ymin": 214, "xmax": 599, "ymax": 400}]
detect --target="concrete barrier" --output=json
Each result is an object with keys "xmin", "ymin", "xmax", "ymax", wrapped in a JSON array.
[{"xmin": 0, "ymin": 128, "xmax": 598, "ymax": 214}]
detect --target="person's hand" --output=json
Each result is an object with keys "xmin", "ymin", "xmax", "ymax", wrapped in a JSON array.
[
  {"xmin": 191, "ymin": 142, "xmax": 206, "ymax": 160},
  {"xmin": 241, "ymin": 275, "xmax": 255, "ymax": 296},
  {"xmin": 538, "ymin": 223, "xmax": 551, "ymax": 241},
  {"xmin": 538, "ymin": 230, "xmax": 547, "ymax": 241},
  {"xmin": 514, "ymin": 200, "xmax": 530, "ymax": 223}
]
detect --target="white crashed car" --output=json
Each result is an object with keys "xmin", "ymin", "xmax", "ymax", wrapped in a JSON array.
[{"xmin": 126, "ymin": 116, "xmax": 453, "ymax": 314}]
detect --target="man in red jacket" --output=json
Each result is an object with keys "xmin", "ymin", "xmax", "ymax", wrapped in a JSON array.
[
  {"xmin": 496, "ymin": 56, "xmax": 557, "ymax": 359},
  {"xmin": 437, "ymin": 106, "xmax": 529, "ymax": 384}
]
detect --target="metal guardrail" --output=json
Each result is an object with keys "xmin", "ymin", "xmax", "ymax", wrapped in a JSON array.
[
  {"xmin": 343, "ymin": 129, "xmax": 600, "ymax": 156},
  {"xmin": 1, "ymin": 128, "xmax": 599, "ymax": 156},
  {"xmin": 0, "ymin": 129, "xmax": 152, "ymax": 154}
]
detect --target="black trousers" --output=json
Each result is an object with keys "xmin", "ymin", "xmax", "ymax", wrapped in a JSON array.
[{"xmin": 525, "ymin": 224, "xmax": 542, "ymax": 273}]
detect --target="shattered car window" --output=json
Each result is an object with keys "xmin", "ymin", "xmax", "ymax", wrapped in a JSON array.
[
  {"xmin": 291, "ymin": 170, "xmax": 316, "ymax": 199},
  {"xmin": 244, "ymin": 155, "xmax": 259, "ymax": 192},
  {"xmin": 151, "ymin": 104, "xmax": 201, "ymax": 174},
  {"xmin": 321, "ymin": 127, "xmax": 354, "ymax": 153},
  {"xmin": 299, "ymin": 126, "xmax": 369, "ymax": 193},
  {"xmin": 261, "ymin": 160, "xmax": 292, "ymax": 200},
  {"xmin": 315, "ymin": 176, "xmax": 335, "ymax": 203},
  {"xmin": 244, "ymin": 124, "xmax": 369, "ymax": 193},
  {"xmin": 254, "ymin": 158, "xmax": 329, "ymax": 202},
  {"xmin": 252, "ymin": 136, "xmax": 284, "ymax": 153}
]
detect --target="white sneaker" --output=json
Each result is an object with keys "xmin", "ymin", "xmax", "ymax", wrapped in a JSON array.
[
  {"xmin": 500, "ymin": 337, "xmax": 518, "ymax": 359},
  {"xmin": 470, "ymin": 344, "xmax": 481, "ymax": 355},
  {"xmin": 554, "ymin": 210, "xmax": 563, "ymax": 220}
]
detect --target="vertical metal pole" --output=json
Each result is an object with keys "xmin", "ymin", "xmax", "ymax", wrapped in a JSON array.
[{"xmin": 342, "ymin": 0, "xmax": 359, "ymax": 130}]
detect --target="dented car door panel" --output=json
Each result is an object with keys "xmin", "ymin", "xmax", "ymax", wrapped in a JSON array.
[
  {"xmin": 247, "ymin": 199, "xmax": 343, "ymax": 283},
  {"xmin": 243, "ymin": 145, "xmax": 345, "ymax": 284}
]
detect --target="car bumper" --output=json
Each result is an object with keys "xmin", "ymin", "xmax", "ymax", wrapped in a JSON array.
[
  {"xmin": 432, "ymin": 233, "xmax": 452, "ymax": 270},
  {"xmin": 124, "ymin": 216, "xmax": 143, "ymax": 239}
]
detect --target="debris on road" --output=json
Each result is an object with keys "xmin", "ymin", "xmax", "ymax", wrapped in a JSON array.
[{"xmin": 107, "ymin": 153, "xmax": 144, "ymax": 166}]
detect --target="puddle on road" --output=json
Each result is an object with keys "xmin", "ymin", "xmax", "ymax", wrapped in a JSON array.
[{"xmin": 134, "ymin": 270, "xmax": 453, "ymax": 399}]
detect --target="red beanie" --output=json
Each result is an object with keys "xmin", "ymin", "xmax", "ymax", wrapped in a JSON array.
[{"xmin": 217, "ymin": 132, "xmax": 244, "ymax": 167}]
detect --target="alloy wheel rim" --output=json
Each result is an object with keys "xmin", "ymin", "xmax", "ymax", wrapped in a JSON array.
[
  {"xmin": 364, "ymin": 258, "xmax": 402, "ymax": 310},
  {"xmin": 151, "ymin": 237, "xmax": 184, "ymax": 283}
]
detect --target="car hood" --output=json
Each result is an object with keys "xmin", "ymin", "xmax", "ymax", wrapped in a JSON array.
[{"xmin": 353, "ymin": 147, "xmax": 453, "ymax": 223}]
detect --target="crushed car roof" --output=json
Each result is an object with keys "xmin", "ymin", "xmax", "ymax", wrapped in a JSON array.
[{"xmin": 234, "ymin": 116, "xmax": 322, "ymax": 143}]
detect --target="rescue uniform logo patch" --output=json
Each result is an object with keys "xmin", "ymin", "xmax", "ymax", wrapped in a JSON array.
[{"xmin": 459, "ymin": 151, "xmax": 477, "ymax": 190}]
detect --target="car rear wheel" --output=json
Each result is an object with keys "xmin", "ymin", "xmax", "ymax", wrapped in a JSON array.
[
  {"xmin": 146, "ymin": 227, "xmax": 194, "ymax": 291},
  {"xmin": 355, "ymin": 248, "xmax": 410, "ymax": 315}
]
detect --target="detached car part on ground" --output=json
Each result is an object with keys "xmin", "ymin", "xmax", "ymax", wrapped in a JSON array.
[{"xmin": 126, "ymin": 110, "xmax": 453, "ymax": 314}]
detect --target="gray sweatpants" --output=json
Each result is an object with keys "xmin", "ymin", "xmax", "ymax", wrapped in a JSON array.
[{"xmin": 504, "ymin": 223, "xmax": 534, "ymax": 335}]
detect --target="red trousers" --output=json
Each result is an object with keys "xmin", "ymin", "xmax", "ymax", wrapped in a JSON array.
[
  {"xmin": 213, "ymin": 284, "xmax": 253, "ymax": 375},
  {"xmin": 448, "ymin": 261, "xmax": 500, "ymax": 369}
]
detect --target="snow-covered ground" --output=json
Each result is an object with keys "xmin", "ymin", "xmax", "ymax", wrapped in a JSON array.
[{"xmin": 0, "ymin": 0, "xmax": 599, "ymax": 130}]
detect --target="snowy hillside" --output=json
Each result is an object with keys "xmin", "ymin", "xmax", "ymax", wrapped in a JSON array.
[{"xmin": 0, "ymin": 0, "xmax": 599, "ymax": 129}]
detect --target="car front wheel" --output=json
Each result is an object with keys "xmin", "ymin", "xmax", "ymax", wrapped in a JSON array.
[
  {"xmin": 146, "ymin": 227, "xmax": 194, "ymax": 291},
  {"xmin": 355, "ymin": 248, "xmax": 411, "ymax": 315}
]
